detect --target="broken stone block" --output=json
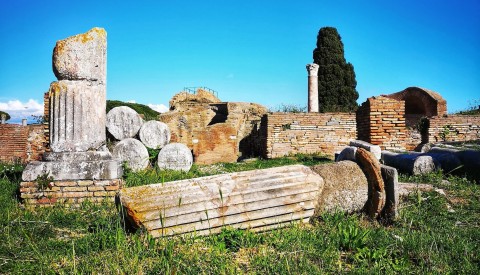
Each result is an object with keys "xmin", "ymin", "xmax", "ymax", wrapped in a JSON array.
[
  {"xmin": 139, "ymin": 121, "xmax": 171, "ymax": 149},
  {"xmin": 106, "ymin": 106, "xmax": 144, "ymax": 140},
  {"xmin": 355, "ymin": 148, "xmax": 385, "ymax": 219},
  {"xmin": 379, "ymin": 165, "xmax": 399, "ymax": 221},
  {"xmin": 48, "ymin": 80, "xmax": 106, "ymax": 152},
  {"xmin": 335, "ymin": 146, "xmax": 357, "ymax": 162},
  {"xmin": 310, "ymin": 161, "xmax": 368, "ymax": 214},
  {"xmin": 52, "ymin": 27, "xmax": 106, "ymax": 83},
  {"xmin": 22, "ymin": 158, "xmax": 122, "ymax": 181},
  {"xmin": 350, "ymin": 140, "xmax": 382, "ymax": 160},
  {"xmin": 382, "ymin": 151, "xmax": 436, "ymax": 175},
  {"xmin": 113, "ymin": 138, "xmax": 149, "ymax": 172},
  {"xmin": 157, "ymin": 143, "xmax": 193, "ymax": 172}
]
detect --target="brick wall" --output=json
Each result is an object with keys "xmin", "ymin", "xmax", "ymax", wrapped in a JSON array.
[
  {"xmin": 356, "ymin": 96, "xmax": 407, "ymax": 151},
  {"xmin": 427, "ymin": 115, "xmax": 480, "ymax": 143},
  {"xmin": 0, "ymin": 124, "xmax": 47, "ymax": 163},
  {"xmin": 20, "ymin": 179, "xmax": 122, "ymax": 206},
  {"xmin": 263, "ymin": 112, "xmax": 356, "ymax": 158}
]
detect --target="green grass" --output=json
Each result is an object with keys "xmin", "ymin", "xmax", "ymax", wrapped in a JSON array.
[{"xmin": 1, "ymin": 159, "xmax": 479, "ymax": 274}]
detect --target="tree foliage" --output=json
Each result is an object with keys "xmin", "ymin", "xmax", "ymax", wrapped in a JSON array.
[
  {"xmin": 313, "ymin": 27, "xmax": 359, "ymax": 112},
  {"xmin": 106, "ymin": 100, "xmax": 160, "ymax": 121},
  {"xmin": 0, "ymin": 111, "xmax": 10, "ymax": 121}
]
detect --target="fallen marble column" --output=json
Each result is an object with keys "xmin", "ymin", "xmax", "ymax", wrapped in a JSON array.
[
  {"xmin": 118, "ymin": 165, "xmax": 325, "ymax": 237},
  {"xmin": 139, "ymin": 121, "xmax": 171, "ymax": 149},
  {"xmin": 106, "ymin": 106, "xmax": 144, "ymax": 140},
  {"xmin": 381, "ymin": 151, "xmax": 436, "ymax": 175}
]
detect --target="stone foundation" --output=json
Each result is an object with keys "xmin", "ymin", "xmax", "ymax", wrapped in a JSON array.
[{"xmin": 20, "ymin": 179, "xmax": 122, "ymax": 207}]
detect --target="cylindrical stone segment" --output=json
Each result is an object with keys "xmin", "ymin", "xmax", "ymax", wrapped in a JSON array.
[
  {"xmin": 49, "ymin": 80, "xmax": 106, "ymax": 152},
  {"xmin": 52, "ymin": 27, "xmax": 107, "ymax": 84},
  {"xmin": 157, "ymin": 143, "xmax": 193, "ymax": 172},
  {"xmin": 139, "ymin": 121, "xmax": 171, "ymax": 149},
  {"xmin": 106, "ymin": 106, "xmax": 144, "ymax": 140},
  {"xmin": 113, "ymin": 138, "xmax": 149, "ymax": 172},
  {"xmin": 306, "ymin": 63, "xmax": 319, "ymax": 113}
]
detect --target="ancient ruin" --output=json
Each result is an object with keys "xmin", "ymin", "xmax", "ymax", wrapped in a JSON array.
[
  {"xmin": 20, "ymin": 28, "xmax": 123, "ymax": 206},
  {"xmin": 159, "ymin": 88, "xmax": 268, "ymax": 164}
]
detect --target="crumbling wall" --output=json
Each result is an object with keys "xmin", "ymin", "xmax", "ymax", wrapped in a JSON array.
[
  {"xmin": 0, "ymin": 124, "xmax": 47, "ymax": 163},
  {"xmin": 427, "ymin": 115, "xmax": 480, "ymax": 143},
  {"xmin": 385, "ymin": 87, "xmax": 447, "ymax": 117},
  {"xmin": 160, "ymin": 90, "xmax": 268, "ymax": 164},
  {"xmin": 263, "ymin": 112, "xmax": 356, "ymax": 158}
]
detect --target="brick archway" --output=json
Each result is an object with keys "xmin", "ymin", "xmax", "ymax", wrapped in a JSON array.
[{"xmin": 384, "ymin": 87, "xmax": 447, "ymax": 117}]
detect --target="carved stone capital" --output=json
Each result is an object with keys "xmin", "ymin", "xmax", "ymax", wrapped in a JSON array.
[{"xmin": 306, "ymin": 63, "xmax": 319, "ymax": 76}]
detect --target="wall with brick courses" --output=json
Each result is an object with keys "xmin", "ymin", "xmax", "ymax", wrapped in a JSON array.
[
  {"xmin": 427, "ymin": 115, "xmax": 480, "ymax": 143},
  {"xmin": 20, "ymin": 179, "xmax": 122, "ymax": 207},
  {"xmin": 356, "ymin": 96, "xmax": 407, "ymax": 151},
  {"xmin": 263, "ymin": 112, "xmax": 356, "ymax": 158},
  {"xmin": 0, "ymin": 124, "xmax": 47, "ymax": 163}
]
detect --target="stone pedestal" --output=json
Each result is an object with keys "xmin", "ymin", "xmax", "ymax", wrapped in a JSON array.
[{"xmin": 306, "ymin": 63, "xmax": 319, "ymax": 113}]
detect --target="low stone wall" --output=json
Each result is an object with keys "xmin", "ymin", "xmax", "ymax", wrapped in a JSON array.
[
  {"xmin": 428, "ymin": 115, "xmax": 480, "ymax": 143},
  {"xmin": 20, "ymin": 179, "xmax": 122, "ymax": 207},
  {"xmin": 263, "ymin": 112, "xmax": 356, "ymax": 158},
  {"xmin": 0, "ymin": 124, "xmax": 47, "ymax": 163}
]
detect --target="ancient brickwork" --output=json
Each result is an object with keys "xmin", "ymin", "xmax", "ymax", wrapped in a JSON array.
[
  {"xmin": 263, "ymin": 112, "xmax": 356, "ymax": 158},
  {"xmin": 427, "ymin": 115, "xmax": 480, "ymax": 143},
  {"xmin": 20, "ymin": 179, "xmax": 122, "ymax": 207},
  {"xmin": 0, "ymin": 124, "xmax": 47, "ymax": 163},
  {"xmin": 385, "ymin": 87, "xmax": 447, "ymax": 117},
  {"xmin": 160, "ymin": 92, "xmax": 267, "ymax": 164},
  {"xmin": 356, "ymin": 96, "xmax": 407, "ymax": 151}
]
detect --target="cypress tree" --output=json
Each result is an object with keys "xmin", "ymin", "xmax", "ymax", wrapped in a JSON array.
[{"xmin": 313, "ymin": 27, "xmax": 359, "ymax": 112}]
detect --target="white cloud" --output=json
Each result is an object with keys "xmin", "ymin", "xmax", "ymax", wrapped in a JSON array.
[
  {"xmin": 0, "ymin": 99, "xmax": 43, "ymax": 122},
  {"xmin": 147, "ymin": 103, "xmax": 169, "ymax": 113}
]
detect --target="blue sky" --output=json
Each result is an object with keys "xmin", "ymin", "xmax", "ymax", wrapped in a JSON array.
[{"xmin": 1, "ymin": 0, "xmax": 479, "ymax": 123}]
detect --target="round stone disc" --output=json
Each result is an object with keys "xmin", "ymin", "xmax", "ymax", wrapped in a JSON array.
[
  {"xmin": 139, "ymin": 121, "xmax": 171, "ymax": 149},
  {"xmin": 157, "ymin": 143, "xmax": 193, "ymax": 172},
  {"xmin": 113, "ymin": 138, "xmax": 149, "ymax": 172},
  {"xmin": 106, "ymin": 106, "xmax": 143, "ymax": 140}
]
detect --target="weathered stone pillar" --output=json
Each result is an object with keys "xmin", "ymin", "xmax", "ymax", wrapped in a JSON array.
[
  {"xmin": 49, "ymin": 28, "xmax": 107, "ymax": 152},
  {"xmin": 21, "ymin": 28, "xmax": 123, "ymax": 206},
  {"xmin": 1, "ymin": 114, "xmax": 6, "ymax": 124},
  {"xmin": 306, "ymin": 63, "xmax": 319, "ymax": 113}
]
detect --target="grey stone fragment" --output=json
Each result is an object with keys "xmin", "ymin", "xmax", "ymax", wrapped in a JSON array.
[
  {"xmin": 349, "ymin": 140, "xmax": 381, "ymax": 160},
  {"xmin": 139, "ymin": 121, "xmax": 171, "ymax": 149},
  {"xmin": 380, "ymin": 165, "xmax": 399, "ymax": 221},
  {"xmin": 52, "ymin": 27, "xmax": 107, "ymax": 83},
  {"xmin": 22, "ymin": 160, "xmax": 122, "ymax": 181},
  {"xmin": 335, "ymin": 146, "xmax": 357, "ymax": 162},
  {"xmin": 311, "ymin": 161, "xmax": 368, "ymax": 214},
  {"xmin": 49, "ymin": 80, "xmax": 106, "ymax": 152},
  {"xmin": 113, "ymin": 138, "xmax": 149, "ymax": 172},
  {"xmin": 382, "ymin": 151, "xmax": 436, "ymax": 175},
  {"xmin": 106, "ymin": 106, "xmax": 144, "ymax": 140},
  {"xmin": 157, "ymin": 143, "xmax": 193, "ymax": 172},
  {"xmin": 43, "ymin": 151, "xmax": 112, "ymax": 162}
]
